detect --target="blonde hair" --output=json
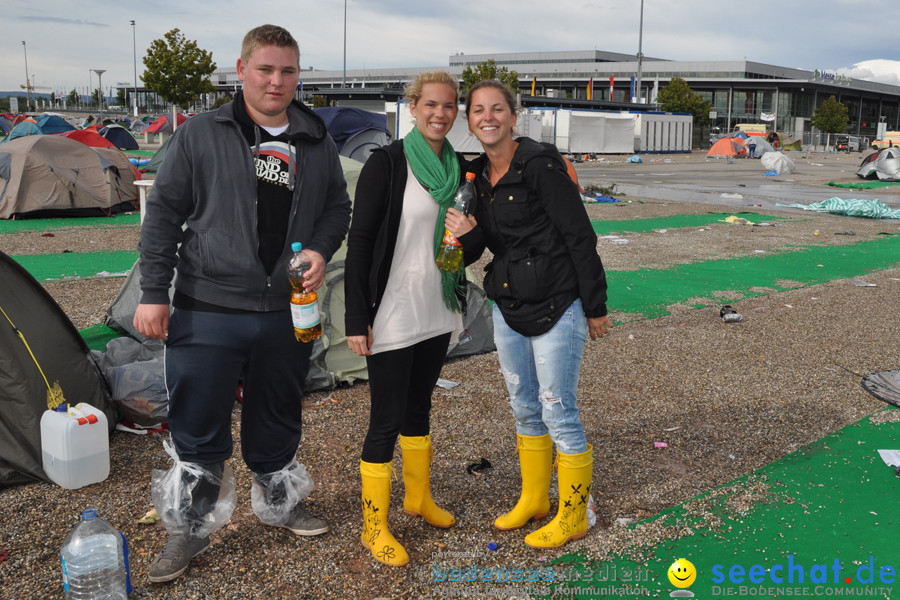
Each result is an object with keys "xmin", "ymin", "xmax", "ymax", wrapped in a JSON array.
[
  {"xmin": 241, "ymin": 24, "xmax": 299, "ymax": 64},
  {"xmin": 404, "ymin": 71, "xmax": 460, "ymax": 105}
]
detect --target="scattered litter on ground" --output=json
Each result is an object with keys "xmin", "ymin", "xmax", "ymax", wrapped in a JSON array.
[
  {"xmin": 724, "ymin": 215, "xmax": 755, "ymax": 225},
  {"xmin": 852, "ymin": 280, "xmax": 877, "ymax": 287},
  {"xmin": 877, "ymin": 449, "xmax": 900, "ymax": 467},
  {"xmin": 654, "ymin": 442, "xmax": 668, "ymax": 448},
  {"xmin": 776, "ymin": 198, "xmax": 900, "ymax": 219},
  {"xmin": 721, "ymin": 193, "xmax": 743, "ymax": 199},
  {"xmin": 465, "ymin": 458, "xmax": 492, "ymax": 475},
  {"xmin": 835, "ymin": 231, "xmax": 856, "ymax": 235},
  {"xmin": 137, "ymin": 508, "xmax": 160, "ymax": 525},
  {"xmin": 436, "ymin": 378, "xmax": 460, "ymax": 389},
  {"xmin": 626, "ymin": 155, "xmax": 643, "ymax": 163}
]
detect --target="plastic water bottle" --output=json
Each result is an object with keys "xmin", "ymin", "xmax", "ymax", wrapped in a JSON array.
[
  {"xmin": 287, "ymin": 242, "xmax": 322, "ymax": 342},
  {"xmin": 436, "ymin": 172, "xmax": 476, "ymax": 273},
  {"xmin": 60, "ymin": 508, "xmax": 131, "ymax": 599}
]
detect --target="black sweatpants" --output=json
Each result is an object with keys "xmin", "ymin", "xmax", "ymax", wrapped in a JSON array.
[
  {"xmin": 165, "ymin": 308, "xmax": 312, "ymax": 474},
  {"xmin": 361, "ymin": 333, "xmax": 451, "ymax": 463}
]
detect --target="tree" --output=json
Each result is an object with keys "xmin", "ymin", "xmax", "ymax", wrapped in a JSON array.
[
  {"xmin": 811, "ymin": 95, "xmax": 849, "ymax": 135},
  {"xmin": 461, "ymin": 59, "xmax": 519, "ymax": 92},
  {"xmin": 142, "ymin": 28, "xmax": 217, "ymax": 110},
  {"xmin": 657, "ymin": 77, "xmax": 712, "ymax": 126},
  {"xmin": 67, "ymin": 89, "xmax": 78, "ymax": 106}
]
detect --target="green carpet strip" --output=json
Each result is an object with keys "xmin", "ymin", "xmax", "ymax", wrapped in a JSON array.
[
  {"xmin": 12, "ymin": 250, "xmax": 139, "ymax": 282},
  {"xmin": 537, "ymin": 411, "xmax": 900, "ymax": 599},
  {"xmin": 591, "ymin": 212, "xmax": 790, "ymax": 235},
  {"xmin": 0, "ymin": 213, "xmax": 140, "ymax": 233},
  {"xmin": 607, "ymin": 235, "xmax": 900, "ymax": 319}
]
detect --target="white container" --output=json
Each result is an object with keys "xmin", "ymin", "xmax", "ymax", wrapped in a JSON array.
[{"xmin": 41, "ymin": 403, "xmax": 110, "ymax": 489}]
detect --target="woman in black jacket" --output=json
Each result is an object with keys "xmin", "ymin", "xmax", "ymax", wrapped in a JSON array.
[
  {"xmin": 344, "ymin": 71, "xmax": 468, "ymax": 566},
  {"xmin": 448, "ymin": 79, "xmax": 613, "ymax": 550}
]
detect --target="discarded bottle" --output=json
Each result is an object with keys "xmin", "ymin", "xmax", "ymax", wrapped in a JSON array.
[
  {"xmin": 436, "ymin": 172, "xmax": 476, "ymax": 273},
  {"xmin": 60, "ymin": 508, "xmax": 131, "ymax": 600},
  {"xmin": 720, "ymin": 305, "xmax": 743, "ymax": 323},
  {"xmin": 287, "ymin": 242, "xmax": 322, "ymax": 343}
]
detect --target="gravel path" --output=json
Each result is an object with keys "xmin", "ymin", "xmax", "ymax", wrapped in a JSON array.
[{"xmin": 2, "ymin": 152, "xmax": 899, "ymax": 599}]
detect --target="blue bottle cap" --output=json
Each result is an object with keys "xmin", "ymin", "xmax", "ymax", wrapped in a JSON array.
[
  {"xmin": 488, "ymin": 542, "xmax": 498, "ymax": 551},
  {"xmin": 56, "ymin": 403, "xmax": 69, "ymax": 412},
  {"xmin": 291, "ymin": 242, "xmax": 303, "ymax": 252},
  {"xmin": 82, "ymin": 509, "xmax": 98, "ymax": 519}
]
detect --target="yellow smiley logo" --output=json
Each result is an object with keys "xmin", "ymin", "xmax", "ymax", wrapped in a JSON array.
[{"xmin": 668, "ymin": 558, "xmax": 697, "ymax": 588}]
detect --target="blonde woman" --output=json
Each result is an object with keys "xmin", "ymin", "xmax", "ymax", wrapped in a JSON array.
[{"xmin": 344, "ymin": 71, "xmax": 469, "ymax": 566}]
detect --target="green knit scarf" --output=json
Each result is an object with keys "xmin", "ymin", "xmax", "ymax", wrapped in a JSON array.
[{"xmin": 403, "ymin": 127, "xmax": 464, "ymax": 312}]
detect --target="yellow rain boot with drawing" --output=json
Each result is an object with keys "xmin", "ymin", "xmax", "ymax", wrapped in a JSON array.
[
  {"xmin": 524, "ymin": 445, "xmax": 592, "ymax": 549},
  {"xmin": 360, "ymin": 460, "xmax": 409, "ymax": 566},
  {"xmin": 494, "ymin": 433, "xmax": 553, "ymax": 530},
  {"xmin": 399, "ymin": 435, "xmax": 455, "ymax": 528}
]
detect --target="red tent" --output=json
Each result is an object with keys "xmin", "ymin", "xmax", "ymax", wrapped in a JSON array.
[
  {"xmin": 58, "ymin": 129, "xmax": 118, "ymax": 149},
  {"xmin": 144, "ymin": 113, "xmax": 187, "ymax": 134}
]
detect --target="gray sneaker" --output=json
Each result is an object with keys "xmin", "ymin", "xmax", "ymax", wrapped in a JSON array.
[
  {"xmin": 148, "ymin": 528, "xmax": 210, "ymax": 583},
  {"xmin": 269, "ymin": 502, "xmax": 329, "ymax": 536}
]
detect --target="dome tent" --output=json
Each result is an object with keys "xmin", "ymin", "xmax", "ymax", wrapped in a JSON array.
[{"xmin": 0, "ymin": 251, "xmax": 115, "ymax": 486}]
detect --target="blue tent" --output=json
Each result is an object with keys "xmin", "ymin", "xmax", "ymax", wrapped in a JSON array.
[
  {"xmin": 313, "ymin": 107, "xmax": 391, "ymax": 162},
  {"xmin": 0, "ymin": 120, "xmax": 41, "ymax": 144},
  {"xmin": 35, "ymin": 114, "xmax": 75, "ymax": 134},
  {"xmin": 0, "ymin": 116, "xmax": 12, "ymax": 134}
]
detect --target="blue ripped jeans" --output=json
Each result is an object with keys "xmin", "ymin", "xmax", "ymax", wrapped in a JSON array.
[{"xmin": 492, "ymin": 299, "xmax": 589, "ymax": 455}]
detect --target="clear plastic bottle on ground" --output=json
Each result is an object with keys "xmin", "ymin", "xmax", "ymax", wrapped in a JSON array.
[
  {"xmin": 60, "ymin": 508, "xmax": 131, "ymax": 599},
  {"xmin": 287, "ymin": 242, "xmax": 322, "ymax": 342},
  {"xmin": 436, "ymin": 172, "xmax": 476, "ymax": 273}
]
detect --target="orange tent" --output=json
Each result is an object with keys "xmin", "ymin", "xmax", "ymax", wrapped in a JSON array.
[{"xmin": 707, "ymin": 136, "xmax": 746, "ymax": 158}]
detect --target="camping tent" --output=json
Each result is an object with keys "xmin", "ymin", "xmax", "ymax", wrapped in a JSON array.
[
  {"xmin": 99, "ymin": 124, "xmax": 139, "ymax": 150},
  {"xmin": 314, "ymin": 107, "xmax": 392, "ymax": 163},
  {"xmin": 0, "ymin": 120, "xmax": 41, "ymax": 144},
  {"xmin": 0, "ymin": 135, "xmax": 139, "ymax": 219},
  {"xmin": 0, "ymin": 250, "xmax": 115, "ymax": 487},
  {"xmin": 0, "ymin": 116, "xmax": 13, "ymax": 134},
  {"xmin": 760, "ymin": 151, "xmax": 795, "ymax": 175},
  {"xmin": 144, "ymin": 113, "xmax": 187, "ymax": 134},
  {"xmin": 105, "ymin": 157, "xmax": 495, "ymax": 393},
  {"xmin": 857, "ymin": 147, "xmax": 900, "ymax": 181},
  {"xmin": 707, "ymin": 136, "xmax": 746, "ymax": 158},
  {"xmin": 35, "ymin": 114, "xmax": 75, "ymax": 134},
  {"xmin": 58, "ymin": 128, "xmax": 119, "ymax": 149},
  {"xmin": 144, "ymin": 136, "xmax": 172, "ymax": 173}
]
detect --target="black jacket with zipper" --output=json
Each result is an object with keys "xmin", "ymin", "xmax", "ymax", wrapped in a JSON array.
[{"xmin": 459, "ymin": 137, "xmax": 608, "ymax": 336}]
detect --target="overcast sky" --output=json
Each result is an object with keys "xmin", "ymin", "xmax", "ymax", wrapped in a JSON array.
[{"xmin": 4, "ymin": 0, "xmax": 900, "ymax": 95}]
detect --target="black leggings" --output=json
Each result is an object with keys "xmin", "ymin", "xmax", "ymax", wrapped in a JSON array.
[{"xmin": 361, "ymin": 333, "xmax": 451, "ymax": 463}]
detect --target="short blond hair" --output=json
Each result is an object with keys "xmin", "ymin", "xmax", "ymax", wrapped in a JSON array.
[
  {"xmin": 241, "ymin": 24, "xmax": 299, "ymax": 64},
  {"xmin": 404, "ymin": 71, "xmax": 460, "ymax": 105}
]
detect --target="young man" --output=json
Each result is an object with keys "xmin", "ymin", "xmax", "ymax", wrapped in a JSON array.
[{"xmin": 135, "ymin": 24, "xmax": 350, "ymax": 583}]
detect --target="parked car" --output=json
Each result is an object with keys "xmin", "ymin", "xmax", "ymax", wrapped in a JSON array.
[{"xmin": 835, "ymin": 135, "xmax": 862, "ymax": 152}]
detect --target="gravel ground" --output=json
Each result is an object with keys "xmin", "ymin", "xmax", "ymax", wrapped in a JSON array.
[{"xmin": 2, "ymin": 152, "xmax": 900, "ymax": 599}]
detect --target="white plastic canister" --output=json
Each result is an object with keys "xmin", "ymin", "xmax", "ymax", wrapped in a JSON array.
[{"xmin": 40, "ymin": 403, "xmax": 110, "ymax": 489}]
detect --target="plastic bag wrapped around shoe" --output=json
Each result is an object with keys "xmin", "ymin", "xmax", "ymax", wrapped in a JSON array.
[
  {"xmin": 251, "ymin": 459, "xmax": 315, "ymax": 526},
  {"xmin": 150, "ymin": 439, "xmax": 236, "ymax": 538}
]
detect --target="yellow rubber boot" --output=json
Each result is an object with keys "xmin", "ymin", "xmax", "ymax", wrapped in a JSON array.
[
  {"xmin": 494, "ymin": 434, "xmax": 553, "ymax": 530},
  {"xmin": 399, "ymin": 435, "xmax": 455, "ymax": 528},
  {"xmin": 524, "ymin": 445, "xmax": 592, "ymax": 549},
  {"xmin": 360, "ymin": 460, "xmax": 409, "ymax": 566}
]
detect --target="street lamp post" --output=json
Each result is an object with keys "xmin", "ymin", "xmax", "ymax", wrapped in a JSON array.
[
  {"xmin": 93, "ymin": 69, "xmax": 106, "ymax": 120},
  {"xmin": 342, "ymin": 0, "xmax": 347, "ymax": 88},
  {"xmin": 131, "ymin": 20, "xmax": 138, "ymax": 117},
  {"xmin": 21, "ymin": 41, "xmax": 31, "ymax": 112},
  {"xmin": 88, "ymin": 70, "xmax": 92, "ymax": 111},
  {"xmin": 635, "ymin": 0, "xmax": 644, "ymax": 103}
]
